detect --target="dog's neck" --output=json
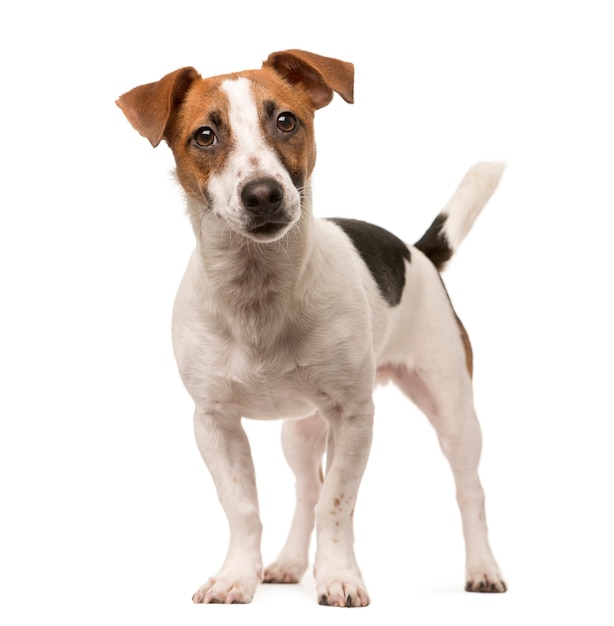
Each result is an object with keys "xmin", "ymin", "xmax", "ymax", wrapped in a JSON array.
[{"xmin": 187, "ymin": 190, "xmax": 315, "ymax": 340}]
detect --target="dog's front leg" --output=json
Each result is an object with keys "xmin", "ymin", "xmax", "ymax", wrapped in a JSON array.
[
  {"xmin": 313, "ymin": 399, "xmax": 374, "ymax": 607},
  {"xmin": 192, "ymin": 407, "xmax": 263, "ymax": 604}
]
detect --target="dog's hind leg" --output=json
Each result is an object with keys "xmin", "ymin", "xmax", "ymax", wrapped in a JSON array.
[
  {"xmin": 390, "ymin": 354, "xmax": 506, "ymax": 593},
  {"xmin": 263, "ymin": 413, "xmax": 327, "ymax": 583}
]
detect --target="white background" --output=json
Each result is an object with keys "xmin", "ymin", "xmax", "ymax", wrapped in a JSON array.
[{"xmin": 1, "ymin": 1, "xmax": 613, "ymax": 624}]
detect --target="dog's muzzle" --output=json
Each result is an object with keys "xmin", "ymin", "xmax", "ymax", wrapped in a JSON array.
[{"xmin": 241, "ymin": 178, "xmax": 294, "ymax": 240}]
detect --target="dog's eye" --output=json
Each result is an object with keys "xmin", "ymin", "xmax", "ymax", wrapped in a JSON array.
[
  {"xmin": 276, "ymin": 112, "xmax": 297, "ymax": 133},
  {"xmin": 193, "ymin": 127, "xmax": 217, "ymax": 148}
]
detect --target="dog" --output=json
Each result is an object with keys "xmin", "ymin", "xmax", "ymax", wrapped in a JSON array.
[{"xmin": 116, "ymin": 49, "xmax": 507, "ymax": 607}]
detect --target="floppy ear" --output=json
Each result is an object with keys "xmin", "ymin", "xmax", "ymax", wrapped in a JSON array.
[
  {"xmin": 116, "ymin": 67, "xmax": 200, "ymax": 147},
  {"xmin": 264, "ymin": 49, "xmax": 354, "ymax": 109}
]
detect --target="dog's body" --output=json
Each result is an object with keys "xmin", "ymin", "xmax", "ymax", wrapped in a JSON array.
[{"xmin": 117, "ymin": 50, "xmax": 506, "ymax": 607}]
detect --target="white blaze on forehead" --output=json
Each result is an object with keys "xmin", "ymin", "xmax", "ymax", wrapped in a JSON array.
[
  {"xmin": 221, "ymin": 77, "xmax": 266, "ymax": 155},
  {"xmin": 217, "ymin": 76, "xmax": 292, "ymax": 188}
]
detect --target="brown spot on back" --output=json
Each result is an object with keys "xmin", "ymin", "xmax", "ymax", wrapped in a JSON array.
[
  {"xmin": 455, "ymin": 315, "xmax": 473, "ymax": 377},
  {"xmin": 436, "ymin": 275, "xmax": 474, "ymax": 378}
]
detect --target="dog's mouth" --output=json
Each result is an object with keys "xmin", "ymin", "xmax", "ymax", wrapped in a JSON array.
[{"xmin": 245, "ymin": 219, "xmax": 292, "ymax": 240}]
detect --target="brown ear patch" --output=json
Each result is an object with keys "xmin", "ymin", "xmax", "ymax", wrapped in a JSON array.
[
  {"xmin": 264, "ymin": 49, "xmax": 354, "ymax": 109},
  {"xmin": 116, "ymin": 67, "xmax": 201, "ymax": 147}
]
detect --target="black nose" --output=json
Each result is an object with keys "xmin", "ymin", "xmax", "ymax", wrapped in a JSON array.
[{"xmin": 241, "ymin": 179, "xmax": 284, "ymax": 216}]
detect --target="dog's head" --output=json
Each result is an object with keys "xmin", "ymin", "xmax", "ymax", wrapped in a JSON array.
[{"xmin": 117, "ymin": 50, "xmax": 354, "ymax": 242}]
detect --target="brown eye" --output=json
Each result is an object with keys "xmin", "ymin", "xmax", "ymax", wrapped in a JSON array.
[
  {"xmin": 277, "ymin": 112, "xmax": 297, "ymax": 133},
  {"xmin": 193, "ymin": 127, "xmax": 217, "ymax": 148}
]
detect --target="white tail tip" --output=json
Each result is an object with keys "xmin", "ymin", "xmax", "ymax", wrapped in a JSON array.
[{"xmin": 442, "ymin": 161, "xmax": 505, "ymax": 252}]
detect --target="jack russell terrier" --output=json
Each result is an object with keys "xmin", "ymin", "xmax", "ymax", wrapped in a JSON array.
[{"xmin": 117, "ymin": 49, "xmax": 507, "ymax": 607}]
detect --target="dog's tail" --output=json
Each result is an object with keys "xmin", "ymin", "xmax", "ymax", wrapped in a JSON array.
[{"xmin": 414, "ymin": 161, "xmax": 505, "ymax": 271}]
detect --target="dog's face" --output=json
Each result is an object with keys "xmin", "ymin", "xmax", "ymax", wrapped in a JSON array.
[
  {"xmin": 171, "ymin": 67, "xmax": 317, "ymax": 242},
  {"xmin": 117, "ymin": 50, "xmax": 354, "ymax": 242}
]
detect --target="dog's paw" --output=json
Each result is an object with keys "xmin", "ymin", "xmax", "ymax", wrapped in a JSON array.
[
  {"xmin": 315, "ymin": 571, "xmax": 370, "ymax": 607},
  {"xmin": 465, "ymin": 565, "xmax": 507, "ymax": 593},
  {"xmin": 263, "ymin": 558, "xmax": 306, "ymax": 584},
  {"xmin": 192, "ymin": 569, "xmax": 262, "ymax": 604}
]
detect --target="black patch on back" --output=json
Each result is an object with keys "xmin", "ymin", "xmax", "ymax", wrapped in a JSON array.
[
  {"xmin": 414, "ymin": 214, "xmax": 452, "ymax": 271},
  {"xmin": 328, "ymin": 218, "xmax": 411, "ymax": 307}
]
